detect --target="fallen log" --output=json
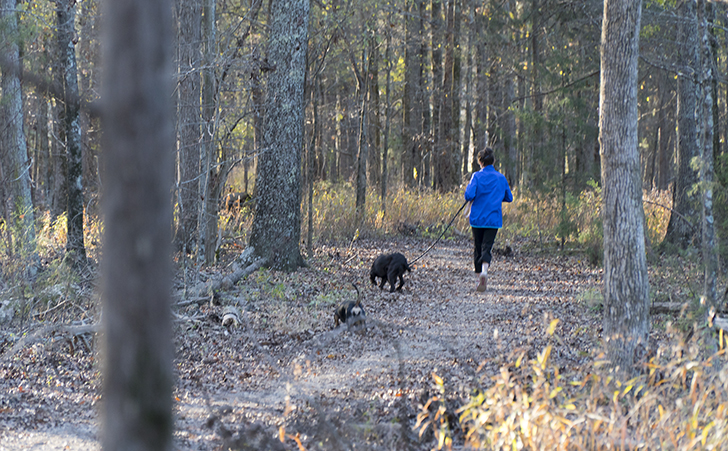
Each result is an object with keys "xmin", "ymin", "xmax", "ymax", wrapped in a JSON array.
[
  {"xmin": 649, "ymin": 302, "xmax": 688, "ymax": 315},
  {"xmin": 1, "ymin": 323, "xmax": 100, "ymax": 361},
  {"xmin": 176, "ymin": 255, "xmax": 268, "ymax": 301}
]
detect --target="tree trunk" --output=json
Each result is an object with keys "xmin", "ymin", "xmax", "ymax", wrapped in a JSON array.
[
  {"xmin": 415, "ymin": 0, "xmax": 428, "ymax": 188},
  {"xmin": 307, "ymin": 82, "xmax": 318, "ymax": 256},
  {"xmin": 368, "ymin": 36, "xmax": 381, "ymax": 189},
  {"xmin": 100, "ymin": 0, "xmax": 174, "ymax": 449},
  {"xmin": 528, "ymin": 0, "xmax": 543, "ymax": 189},
  {"xmin": 451, "ymin": 0, "xmax": 462, "ymax": 186},
  {"xmin": 174, "ymin": 0, "xmax": 202, "ymax": 254},
  {"xmin": 473, "ymin": 7, "xmax": 488, "ymax": 169},
  {"xmin": 0, "ymin": 0, "xmax": 35, "ymax": 256},
  {"xmin": 355, "ymin": 49, "xmax": 369, "ymax": 228},
  {"xmin": 698, "ymin": 0, "xmax": 718, "ymax": 314},
  {"xmin": 381, "ymin": 23, "xmax": 392, "ymax": 213},
  {"xmin": 401, "ymin": 0, "xmax": 418, "ymax": 188},
  {"xmin": 247, "ymin": 0, "xmax": 309, "ymax": 271},
  {"xmin": 655, "ymin": 69, "xmax": 674, "ymax": 191},
  {"xmin": 462, "ymin": 37, "xmax": 473, "ymax": 176},
  {"xmin": 599, "ymin": 0, "xmax": 650, "ymax": 374},
  {"xmin": 55, "ymin": 0, "xmax": 86, "ymax": 265},
  {"xmin": 436, "ymin": 0, "xmax": 457, "ymax": 192},
  {"xmin": 431, "ymin": 0, "xmax": 443, "ymax": 190},
  {"xmin": 201, "ymin": 0, "xmax": 219, "ymax": 265},
  {"xmin": 663, "ymin": 0, "xmax": 700, "ymax": 249}
]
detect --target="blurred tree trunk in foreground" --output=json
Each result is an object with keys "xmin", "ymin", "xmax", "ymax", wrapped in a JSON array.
[
  {"xmin": 101, "ymin": 0, "xmax": 174, "ymax": 449},
  {"xmin": 599, "ymin": 0, "xmax": 650, "ymax": 374}
]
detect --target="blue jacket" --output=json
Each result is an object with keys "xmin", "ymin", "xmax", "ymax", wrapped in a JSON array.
[{"xmin": 464, "ymin": 165, "xmax": 513, "ymax": 228}]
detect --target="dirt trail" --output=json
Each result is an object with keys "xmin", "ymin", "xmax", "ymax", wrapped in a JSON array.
[{"xmin": 0, "ymin": 239, "xmax": 602, "ymax": 450}]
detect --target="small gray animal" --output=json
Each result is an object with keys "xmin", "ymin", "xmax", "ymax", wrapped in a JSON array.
[
  {"xmin": 334, "ymin": 284, "xmax": 366, "ymax": 331},
  {"xmin": 370, "ymin": 252, "xmax": 411, "ymax": 292}
]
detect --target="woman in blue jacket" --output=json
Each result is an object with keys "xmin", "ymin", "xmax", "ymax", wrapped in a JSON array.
[{"xmin": 464, "ymin": 147, "xmax": 513, "ymax": 292}]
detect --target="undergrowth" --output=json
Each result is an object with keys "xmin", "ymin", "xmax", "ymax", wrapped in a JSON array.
[
  {"xmin": 0, "ymin": 210, "xmax": 101, "ymax": 325},
  {"xmin": 221, "ymin": 181, "xmax": 671, "ymax": 263},
  {"xmin": 5, "ymin": 180, "xmax": 723, "ymax": 450},
  {"xmin": 417, "ymin": 319, "xmax": 728, "ymax": 450}
]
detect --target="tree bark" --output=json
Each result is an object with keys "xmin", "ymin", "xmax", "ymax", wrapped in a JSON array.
[
  {"xmin": 201, "ymin": 0, "xmax": 220, "ymax": 265},
  {"xmin": 381, "ymin": 22, "xmax": 392, "ymax": 213},
  {"xmin": 100, "ymin": 0, "xmax": 174, "ymax": 449},
  {"xmin": 599, "ymin": 0, "xmax": 650, "ymax": 374},
  {"xmin": 663, "ymin": 0, "xmax": 700, "ymax": 249},
  {"xmin": 174, "ymin": 0, "xmax": 202, "ymax": 254},
  {"xmin": 368, "ymin": 36, "xmax": 381, "ymax": 188},
  {"xmin": 698, "ymin": 0, "xmax": 718, "ymax": 314},
  {"xmin": 451, "ymin": 0, "xmax": 462, "ymax": 186},
  {"xmin": 248, "ymin": 0, "xmax": 309, "ymax": 271},
  {"xmin": 655, "ymin": 69, "xmax": 674, "ymax": 191},
  {"xmin": 355, "ymin": 48, "xmax": 369, "ymax": 228},
  {"xmin": 431, "ymin": 0, "xmax": 444, "ymax": 189},
  {"xmin": 436, "ymin": 0, "xmax": 455, "ymax": 192},
  {"xmin": 401, "ymin": 0, "xmax": 418, "ymax": 188},
  {"xmin": 55, "ymin": 0, "xmax": 86, "ymax": 265},
  {"xmin": 0, "ymin": 0, "xmax": 35, "ymax": 256},
  {"xmin": 473, "ymin": 6, "xmax": 488, "ymax": 169}
]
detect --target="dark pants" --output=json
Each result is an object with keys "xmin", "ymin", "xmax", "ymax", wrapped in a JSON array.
[{"xmin": 472, "ymin": 227, "xmax": 498, "ymax": 273}]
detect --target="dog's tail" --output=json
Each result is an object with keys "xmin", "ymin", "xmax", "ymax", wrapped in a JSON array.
[{"xmin": 352, "ymin": 283, "xmax": 361, "ymax": 306}]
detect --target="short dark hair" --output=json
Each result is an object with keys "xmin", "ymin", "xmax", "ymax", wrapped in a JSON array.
[{"xmin": 477, "ymin": 147, "xmax": 495, "ymax": 166}]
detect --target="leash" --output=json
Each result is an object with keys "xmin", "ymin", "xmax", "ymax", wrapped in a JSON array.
[{"xmin": 409, "ymin": 200, "xmax": 469, "ymax": 265}]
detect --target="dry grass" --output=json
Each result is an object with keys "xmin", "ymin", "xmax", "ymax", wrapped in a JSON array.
[{"xmin": 418, "ymin": 322, "xmax": 728, "ymax": 450}]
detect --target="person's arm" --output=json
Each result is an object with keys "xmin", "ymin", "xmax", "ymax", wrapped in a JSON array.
[
  {"xmin": 464, "ymin": 174, "xmax": 477, "ymax": 201},
  {"xmin": 503, "ymin": 179, "xmax": 513, "ymax": 203}
]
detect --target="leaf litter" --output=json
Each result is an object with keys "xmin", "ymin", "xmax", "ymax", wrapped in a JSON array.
[{"xmin": 0, "ymin": 237, "xmax": 609, "ymax": 450}]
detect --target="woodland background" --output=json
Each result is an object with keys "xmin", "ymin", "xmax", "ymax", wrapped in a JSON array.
[
  {"xmin": 1, "ymin": 0, "xmax": 728, "ymax": 449},
  {"xmin": 1, "ymin": 0, "xmax": 726, "ymax": 265}
]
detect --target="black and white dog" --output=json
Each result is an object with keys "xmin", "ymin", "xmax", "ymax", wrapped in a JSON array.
[
  {"xmin": 334, "ymin": 284, "xmax": 366, "ymax": 331},
  {"xmin": 370, "ymin": 252, "xmax": 412, "ymax": 292}
]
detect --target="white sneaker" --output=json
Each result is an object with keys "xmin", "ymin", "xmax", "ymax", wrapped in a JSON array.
[{"xmin": 476, "ymin": 274, "xmax": 487, "ymax": 292}]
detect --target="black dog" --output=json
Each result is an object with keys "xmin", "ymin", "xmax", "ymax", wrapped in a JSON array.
[
  {"xmin": 370, "ymin": 252, "xmax": 411, "ymax": 292},
  {"xmin": 334, "ymin": 284, "xmax": 366, "ymax": 331}
]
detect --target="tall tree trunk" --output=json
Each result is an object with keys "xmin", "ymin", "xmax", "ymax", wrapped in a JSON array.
[
  {"xmin": 415, "ymin": 0, "xmax": 428, "ymax": 188},
  {"xmin": 473, "ymin": 6, "xmax": 488, "ymax": 170},
  {"xmin": 437, "ymin": 0, "xmax": 455, "ymax": 192},
  {"xmin": 248, "ymin": 0, "xmax": 309, "ymax": 271},
  {"xmin": 307, "ymin": 82, "xmax": 318, "ymax": 256},
  {"xmin": 663, "ymin": 0, "xmax": 700, "ymax": 249},
  {"xmin": 355, "ymin": 49, "xmax": 369, "ymax": 228},
  {"xmin": 451, "ymin": 0, "xmax": 462, "ymax": 186},
  {"xmin": 503, "ymin": 0, "xmax": 518, "ymax": 186},
  {"xmin": 431, "ymin": 0, "xmax": 443, "ymax": 189},
  {"xmin": 201, "ymin": 0, "xmax": 219, "ymax": 264},
  {"xmin": 599, "ymin": 0, "xmax": 650, "ymax": 374},
  {"xmin": 401, "ymin": 0, "xmax": 418, "ymax": 188},
  {"xmin": 101, "ymin": 0, "xmax": 174, "ymax": 449},
  {"xmin": 462, "ymin": 33, "xmax": 473, "ymax": 176},
  {"xmin": 0, "ymin": 0, "xmax": 35, "ymax": 256},
  {"xmin": 369, "ymin": 36, "xmax": 381, "ymax": 188},
  {"xmin": 381, "ymin": 22, "xmax": 392, "ymax": 213},
  {"xmin": 528, "ymin": 0, "xmax": 543, "ymax": 189},
  {"xmin": 698, "ymin": 0, "xmax": 718, "ymax": 315},
  {"xmin": 655, "ymin": 69, "xmax": 674, "ymax": 191},
  {"xmin": 56, "ymin": 0, "xmax": 86, "ymax": 265},
  {"xmin": 175, "ymin": 0, "xmax": 202, "ymax": 254}
]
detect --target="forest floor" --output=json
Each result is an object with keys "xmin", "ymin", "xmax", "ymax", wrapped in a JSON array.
[{"xmin": 0, "ymin": 236, "xmax": 628, "ymax": 450}]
